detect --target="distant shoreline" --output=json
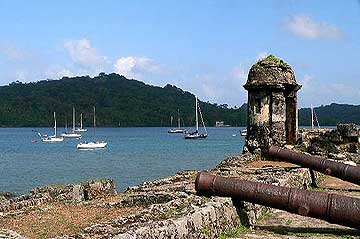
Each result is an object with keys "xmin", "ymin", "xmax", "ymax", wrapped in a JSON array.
[{"xmin": 0, "ymin": 125, "xmax": 338, "ymax": 128}]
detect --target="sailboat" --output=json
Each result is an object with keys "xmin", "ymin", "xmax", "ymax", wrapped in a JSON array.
[
  {"xmin": 61, "ymin": 107, "xmax": 82, "ymax": 138},
  {"xmin": 311, "ymin": 104, "xmax": 320, "ymax": 129},
  {"xmin": 168, "ymin": 109, "xmax": 186, "ymax": 133},
  {"xmin": 74, "ymin": 113, "xmax": 87, "ymax": 132},
  {"xmin": 184, "ymin": 96, "xmax": 208, "ymax": 139},
  {"xmin": 77, "ymin": 106, "xmax": 107, "ymax": 149},
  {"xmin": 38, "ymin": 112, "xmax": 64, "ymax": 143}
]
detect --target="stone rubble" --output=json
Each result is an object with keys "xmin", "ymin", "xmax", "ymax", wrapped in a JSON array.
[
  {"xmin": 0, "ymin": 229, "xmax": 27, "ymax": 239},
  {"xmin": 297, "ymin": 124, "xmax": 360, "ymax": 163},
  {"xmin": 0, "ymin": 193, "xmax": 52, "ymax": 214}
]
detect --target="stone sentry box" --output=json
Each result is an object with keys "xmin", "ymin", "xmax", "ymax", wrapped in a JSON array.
[{"xmin": 243, "ymin": 55, "xmax": 301, "ymax": 153}]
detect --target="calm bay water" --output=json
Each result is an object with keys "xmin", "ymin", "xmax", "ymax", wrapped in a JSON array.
[{"xmin": 0, "ymin": 127, "xmax": 245, "ymax": 195}]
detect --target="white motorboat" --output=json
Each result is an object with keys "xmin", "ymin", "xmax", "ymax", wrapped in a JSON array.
[
  {"xmin": 184, "ymin": 96, "xmax": 208, "ymax": 139},
  {"xmin": 168, "ymin": 128, "xmax": 186, "ymax": 133},
  {"xmin": 39, "ymin": 112, "xmax": 64, "ymax": 143},
  {"xmin": 41, "ymin": 135, "xmax": 64, "ymax": 143},
  {"xmin": 60, "ymin": 132, "xmax": 82, "ymax": 138},
  {"xmin": 61, "ymin": 107, "xmax": 82, "ymax": 138},
  {"xmin": 77, "ymin": 106, "xmax": 107, "ymax": 150},
  {"xmin": 77, "ymin": 141, "xmax": 107, "ymax": 149},
  {"xmin": 240, "ymin": 129, "xmax": 247, "ymax": 136},
  {"xmin": 74, "ymin": 113, "xmax": 87, "ymax": 132}
]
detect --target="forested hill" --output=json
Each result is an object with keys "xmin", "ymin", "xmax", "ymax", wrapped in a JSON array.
[
  {"xmin": 299, "ymin": 103, "xmax": 360, "ymax": 126},
  {"xmin": 0, "ymin": 73, "xmax": 247, "ymax": 127},
  {"xmin": 0, "ymin": 73, "xmax": 359, "ymax": 127}
]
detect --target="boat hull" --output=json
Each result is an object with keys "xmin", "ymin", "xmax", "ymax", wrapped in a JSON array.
[
  {"xmin": 184, "ymin": 133, "xmax": 208, "ymax": 139},
  {"xmin": 60, "ymin": 133, "xmax": 82, "ymax": 138},
  {"xmin": 77, "ymin": 142, "xmax": 107, "ymax": 149},
  {"xmin": 74, "ymin": 128, "xmax": 87, "ymax": 132},
  {"xmin": 42, "ymin": 137, "xmax": 64, "ymax": 143},
  {"xmin": 168, "ymin": 129, "xmax": 186, "ymax": 134}
]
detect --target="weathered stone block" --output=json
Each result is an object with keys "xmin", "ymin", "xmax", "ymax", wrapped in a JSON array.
[
  {"xmin": 32, "ymin": 178, "xmax": 116, "ymax": 202},
  {"xmin": 83, "ymin": 179, "xmax": 116, "ymax": 200},
  {"xmin": 337, "ymin": 123, "xmax": 359, "ymax": 138}
]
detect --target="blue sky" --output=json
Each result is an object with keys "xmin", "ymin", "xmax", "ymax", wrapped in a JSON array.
[{"xmin": 0, "ymin": 0, "xmax": 359, "ymax": 107}]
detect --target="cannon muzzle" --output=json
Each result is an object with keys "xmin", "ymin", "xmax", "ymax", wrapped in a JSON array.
[
  {"xmin": 267, "ymin": 146, "xmax": 360, "ymax": 186},
  {"xmin": 195, "ymin": 171, "xmax": 360, "ymax": 229}
]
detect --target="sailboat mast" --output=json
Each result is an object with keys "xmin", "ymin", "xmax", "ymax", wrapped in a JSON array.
[
  {"xmin": 80, "ymin": 113, "xmax": 83, "ymax": 129},
  {"xmin": 93, "ymin": 106, "xmax": 96, "ymax": 137},
  {"xmin": 311, "ymin": 104, "xmax": 314, "ymax": 129},
  {"xmin": 93, "ymin": 106, "xmax": 96, "ymax": 128},
  {"xmin": 72, "ymin": 107, "xmax": 75, "ymax": 131},
  {"xmin": 177, "ymin": 109, "xmax": 180, "ymax": 128},
  {"xmin": 195, "ymin": 97, "xmax": 199, "ymax": 131},
  {"xmin": 54, "ymin": 112, "xmax": 57, "ymax": 136}
]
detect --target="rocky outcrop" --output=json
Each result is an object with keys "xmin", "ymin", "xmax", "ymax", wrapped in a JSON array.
[
  {"xmin": 31, "ymin": 178, "xmax": 116, "ymax": 202},
  {"xmin": 0, "ymin": 229, "xmax": 27, "ymax": 239},
  {"xmin": 0, "ymin": 193, "xmax": 52, "ymax": 214},
  {"xmin": 47, "ymin": 153, "xmax": 312, "ymax": 239},
  {"xmin": 297, "ymin": 124, "xmax": 360, "ymax": 163}
]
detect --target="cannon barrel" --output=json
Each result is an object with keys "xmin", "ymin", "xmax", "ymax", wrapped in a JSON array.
[
  {"xmin": 195, "ymin": 171, "xmax": 360, "ymax": 229},
  {"xmin": 267, "ymin": 146, "xmax": 360, "ymax": 186}
]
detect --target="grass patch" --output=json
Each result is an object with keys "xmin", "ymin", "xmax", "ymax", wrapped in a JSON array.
[
  {"xmin": 218, "ymin": 225, "xmax": 250, "ymax": 239},
  {"xmin": 256, "ymin": 209, "xmax": 272, "ymax": 223},
  {"xmin": 294, "ymin": 144, "xmax": 308, "ymax": 152},
  {"xmin": 285, "ymin": 219, "xmax": 293, "ymax": 225}
]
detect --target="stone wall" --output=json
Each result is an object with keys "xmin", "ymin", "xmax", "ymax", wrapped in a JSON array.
[
  {"xmin": 0, "ymin": 193, "xmax": 52, "ymax": 214},
  {"xmin": 0, "ymin": 179, "xmax": 116, "ymax": 215},
  {"xmin": 244, "ymin": 55, "xmax": 301, "ymax": 153},
  {"xmin": 297, "ymin": 124, "xmax": 360, "ymax": 163},
  {"xmin": 31, "ymin": 178, "xmax": 116, "ymax": 202}
]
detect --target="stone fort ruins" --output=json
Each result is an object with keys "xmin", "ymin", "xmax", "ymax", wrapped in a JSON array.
[{"xmin": 243, "ymin": 55, "xmax": 301, "ymax": 153}]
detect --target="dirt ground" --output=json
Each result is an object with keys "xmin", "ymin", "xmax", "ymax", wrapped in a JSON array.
[
  {"xmin": 245, "ymin": 160, "xmax": 298, "ymax": 168},
  {"xmin": 0, "ymin": 195, "xmax": 139, "ymax": 239}
]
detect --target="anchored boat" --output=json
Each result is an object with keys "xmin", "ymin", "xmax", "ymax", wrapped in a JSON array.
[
  {"xmin": 77, "ymin": 106, "xmax": 107, "ymax": 149},
  {"xmin": 38, "ymin": 112, "xmax": 64, "ymax": 143},
  {"xmin": 74, "ymin": 113, "xmax": 87, "ymax": 132},
  {"xmin": 184, "ymin": 96, "xmax": 208, "ymax": 139},
  {"xmin": 61, "ymin": 107, "xmax": 82, "ymax": 138},
  {"xmin": 168, "ymin": 109, "xmax": 186, "ymax": 134}
]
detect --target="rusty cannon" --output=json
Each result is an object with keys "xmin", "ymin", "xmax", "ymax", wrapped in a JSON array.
[
  {"xmin": 195, "ymin": 171, "xmax": 360, "ymax": 229},
  {"xmin": 266, "ymin": 145, "xmax": 360, "ymax": 186}
]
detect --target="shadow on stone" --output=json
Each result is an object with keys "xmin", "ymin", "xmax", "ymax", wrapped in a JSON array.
[
  {"xmin": 256, "ymin": 225, "xmax": 360, "ymax": 237},
  {"xmin": 232, "ymin": 199, "xmax": 251, "ymax": 227}
]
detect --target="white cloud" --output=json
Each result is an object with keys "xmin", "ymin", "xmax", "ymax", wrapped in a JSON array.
[
  {"xmin": 113, "ymin": 56, "xmax": 162, "ymax": 79},
  {"xmin": 64, "ymin": 39, "xmax": 106, "ymax": 70},
  {"xmin": 179, "ymin": 63, "xmax": 251, "ymax": 107},
  {"xmin": 284, "ymin": 15, "xmax": 343, "ymax": 40},
  {"xmin": 230, "ymin": 63, "xmax": 248, "ymax": 85},
  {"xmin": 44, "ymin": 67, "xmax": 75, "ymax": 80}
]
